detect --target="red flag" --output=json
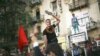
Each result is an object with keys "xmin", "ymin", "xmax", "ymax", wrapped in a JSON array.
[{"xmin": 18, "ymin": 25, "xmax": 28, "ymax": 52}]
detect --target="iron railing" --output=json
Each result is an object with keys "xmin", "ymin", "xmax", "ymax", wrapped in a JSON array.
[{"xmin": 69, "ymin": 0, "xmax": 88, "ymax": 11}]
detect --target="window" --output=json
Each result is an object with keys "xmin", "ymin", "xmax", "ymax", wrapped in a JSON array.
[
  {"xmin": 58, "ymin": 0, "xmax": 62, "ymax": 13},
  {"xmin": 51, "ymin": 0, "xmax": 57, "ymax": 11},
  {"xmin": 98, "ymin": 0, "xmax": 100, "ymax": 11},
  {"xmin": 72, "ymin": 0, "xmax": 81, "ymax": 7},
  {"xmin": 75, "ymin": 0, "xmax": 79, "ymax": 7},
  {"xmin": 69, "ymin": 0, "xmax": 88, "ymax": 11},
  {"xmin": 36, "ymin": 8, "xmax": 40, "ymax": 20}
]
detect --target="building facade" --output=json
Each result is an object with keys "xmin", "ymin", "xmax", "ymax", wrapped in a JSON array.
[
  {"xmin": 30, "ymin": 0, "xmax": 72, "ymax": 50},
  {"xmin": 68, "ymin": 0, "xmax": 100, "ymax": 39},
  {"xmin": 30, "ymin": 0, "xmax": 100, "ymax": 50}
]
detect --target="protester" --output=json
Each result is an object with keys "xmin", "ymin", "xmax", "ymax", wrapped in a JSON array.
[
  {"xmin": 85, "ymin": 41, "xmax": 92, "ymax": 56},
  {"xmin": 72, "ymin": 43, "xmax": 80, "ymax": 56},
  {"xmin": 46, "ymin": 43, "xmax": 64, "ymax": 56},
  {"xmin": 92, "ymin": 39, "xmax": 97, "ymax": 56},
  {"xmin": 29, "ymin": 21, "xmax": 43, "ymax": 56},
  {"xmin": 43, "ymin": 11, "xmax": 60, "ymax": 48}
]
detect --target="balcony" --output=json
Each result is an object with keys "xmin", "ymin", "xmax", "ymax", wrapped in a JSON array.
[
  {"xmin": 69, "ymin": 0, "xmax": 88, "ymax": 11},
  {"xmin": 86, "ymin": 21, "xmax": 97, "ymax": 31},
  {"xmin": 30, "ymin": 0, "xmax": 42, "ymax": 8}
]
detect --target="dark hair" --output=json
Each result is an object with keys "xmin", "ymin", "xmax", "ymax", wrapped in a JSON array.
[
  {"xmin": 46, "ymin": 43, "xmax": 64, "ymax": 56},
  {"xmin": 45, "ymin": 19, "xmax": 51, "ymax": 22},
  {"xmin": 72, "ymin": 13, "xmax": 75, "ymax": 16},
  {"xmin": 72, "ymin": 43, "xmax": 75, "ymax": 46}
]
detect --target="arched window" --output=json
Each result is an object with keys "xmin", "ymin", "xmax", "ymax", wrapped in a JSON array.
[{"xmin": 36, "ymin": 8, "xmax": 40, "ymax": 20}]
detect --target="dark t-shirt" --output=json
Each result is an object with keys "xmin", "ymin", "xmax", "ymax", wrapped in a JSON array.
[{"xmin": 43, "ymin": 24, "xmax": 58, "ymax": 44}]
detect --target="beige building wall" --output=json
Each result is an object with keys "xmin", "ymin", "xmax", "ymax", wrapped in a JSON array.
[{"xmin": 89, "ymin": 0, "xmax": 100, "ymax": 22}]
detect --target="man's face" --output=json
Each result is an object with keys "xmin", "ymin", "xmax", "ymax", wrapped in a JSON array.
[{"xmin": 46, "ymin": 19, "xmax": 51, "ymax": 27}]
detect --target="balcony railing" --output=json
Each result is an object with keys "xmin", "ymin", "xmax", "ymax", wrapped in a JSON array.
[{"xmin": 69, "ymin": 0, "xmax": 88, "ymax": 11}]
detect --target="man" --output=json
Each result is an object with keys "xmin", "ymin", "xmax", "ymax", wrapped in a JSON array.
[
  {"xmin": 85, "ymin": 41, "xmax": 92, "ymax": 56},
  {"xmin": 43, "ymin": 11, "xmax": 60, "ymax": 48},
  {"xmin": 72, "ymin": 44, "xmax": 80, "ymax": 56},
  {"xmin": 71, "ymin": 13, "xmax": 79, "ymax": 34},
  {"xmin": 29, "ymin": 22, "xmax": 43, "ymax": 56}
]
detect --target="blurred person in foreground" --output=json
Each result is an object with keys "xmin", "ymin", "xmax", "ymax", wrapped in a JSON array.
[
  {"xmin": 29, "ymin": 21, "xmax": 43, "ymax": 56},
  {"xmin": 72, "ymin": 43, "xmax": 81, "ymax": 56},
  {"xmin": 46, "ymin": 43, "xmax": 64, "ymax": 56}
]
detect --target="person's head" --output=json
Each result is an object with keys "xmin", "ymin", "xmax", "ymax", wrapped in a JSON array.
[
  {"xmin": 45, "ymin": 19, "xmax": 51, "ymax": 27},
  {"xmin": 72, "ymin": 43, "xmax": 76, "ymax": 47},
  {"xmin": 72, "ymin": 13, "xmax": 75, "ymax": 17},
  {"xmin": 46, "ymin": 43, "xmax": 64, "ymax": 56}
]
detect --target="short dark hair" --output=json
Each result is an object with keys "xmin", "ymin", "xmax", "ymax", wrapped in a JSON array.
[
  {"xmin": 45, "ymin": 19, "xmax": 51, "ymax": 22},
  {"xmin": 72, "ymin": 43, "xmax": 75, "ymax": 46},
  {"xmin": 72, "ymin": 13, "xmax": 75, "ymax": 16},
  {"xmin": 46, "ymin": 43, "xmax": 64, "ymax": 56}
]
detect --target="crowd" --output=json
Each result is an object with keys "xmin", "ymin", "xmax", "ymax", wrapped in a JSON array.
[
  {"xmin": 19, "ymin": 11, "xmax": 100, "ymax": 56},
  {"xmin": 26, "ymin": 11, "xmax": 64, "ymax": 56}
]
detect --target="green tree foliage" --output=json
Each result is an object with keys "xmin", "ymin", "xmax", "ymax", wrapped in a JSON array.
[{"xmin": 0, "ymin": 0, "xmax": 33, "ymax": 48}]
